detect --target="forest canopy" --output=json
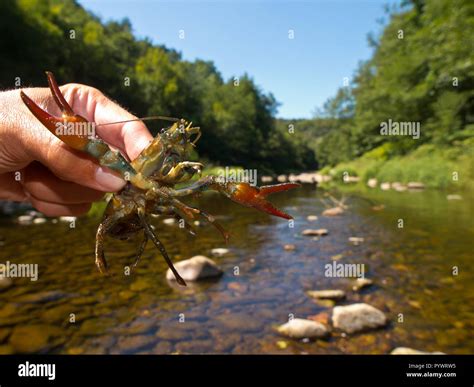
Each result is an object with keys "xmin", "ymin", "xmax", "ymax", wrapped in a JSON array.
[{"xmin": 0, "ymin": 0, "xmax": 472, "ymax": 175}]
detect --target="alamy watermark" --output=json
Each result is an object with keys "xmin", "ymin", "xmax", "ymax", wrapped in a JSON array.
[
  {"xmin": 55, "ymin": 121, "xmax": 96, "ymax": 139},
  {"xmin": 380, "ymin": 119, "xmax": 420, "ymax": 139},
  {"xmin": 0, "ymin": 261, "xmax": 38, "ymax": 281},
  {"xmin": 325, "ymin": 261, "xmax": 365, "ymax": 278},
  {"xmin": 216, "ymin": 167, "xmax": 258, "ymax": 186}
]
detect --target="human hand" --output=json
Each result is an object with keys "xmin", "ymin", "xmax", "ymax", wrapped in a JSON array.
[{"xmin": 0, "ymin": 83, "xmax": 153, "ymax": 216}]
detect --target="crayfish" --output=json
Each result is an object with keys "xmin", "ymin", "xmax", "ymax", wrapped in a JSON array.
[{"xmin": 20, "ymin": 72, "xmax": 299, "ymax": 286}]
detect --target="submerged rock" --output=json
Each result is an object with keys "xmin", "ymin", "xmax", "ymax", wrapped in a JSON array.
[
  {"xmin": 210, "ymin": 248, "xmax": 230, "ymax": 257},
  {"xmin": 391, "ymin": 347, "xmax": 445, "ymax": 355},
  {"xmin": 352, "ymin": 278, "xmax": 374, "ymax": 291},
  {"xmin": 332, "ymin": 303, "xmax": 387, "ymax": 334},
  {"xmin": 0, "ymin": 277, "xmax": 13, "ymax": 291},
  {"xmin": 9, "ymin": 325, "xmax": 62, "ymax": 353},
  {"xmin": 166, "ymin": 255, "xmax": 223, "ymax": 282},
  {"xmin": 307, "ymin": 289, "xmax": 345, "ymax": 300},
  {"xmin": 348, "ymin": 237, "xmax": 364, "ymax": 245},
  {"xmin": 302, "ymin": 228, "xmax": 328, "ymax": 237},
  {"xmin": 277, "ymin": 318, "xmax": 329, "ymax": 340},
  {"xmin": 322, "ymin": 207, "xmax": 344, "ymax": 216},
  {"xmin": 117, "ymin": 335, "xmax": 151, "ymax": 353}
]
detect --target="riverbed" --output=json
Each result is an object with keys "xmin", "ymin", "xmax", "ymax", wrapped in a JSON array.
[{"xmin": 0, "ymin": 185, "xmax": 472, "ymax": 354}]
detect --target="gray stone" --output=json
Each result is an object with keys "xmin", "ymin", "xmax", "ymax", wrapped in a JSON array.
[
  {"xmin": 307, "ymin": 289, "xmax": 345, "ymax": 300},
  {"xmin": 391, "ymin": 347, "xmax": 445, "ymax": 355},
  {"xmin": 302, "ymin": 228, "xmax": 328, "ymax": 237},
  {"xmin": 166, "ymin": 255, "xmax": 223, "ymax": 282},
  {"xmin": 277, "ymin": 318, "xmax": 329, "ymax": 340},
  {"xmin": 332, "ymin": 303, "xmax": 387, "ymax": 334}
]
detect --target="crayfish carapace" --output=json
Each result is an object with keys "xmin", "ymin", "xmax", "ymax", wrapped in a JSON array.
[{"xmin": 20, "ymin": 72, "xmax": 299, "ymax": 286}]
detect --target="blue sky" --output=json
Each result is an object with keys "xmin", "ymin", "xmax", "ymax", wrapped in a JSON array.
[{"xmin": 79, "ymin": 0, "xmax": 392, "ymax": 119}]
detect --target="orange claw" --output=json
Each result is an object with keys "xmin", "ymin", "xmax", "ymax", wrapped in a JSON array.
[{"xmin": 228, "ymin": 182, "xmax": 300, "ymax": 220}]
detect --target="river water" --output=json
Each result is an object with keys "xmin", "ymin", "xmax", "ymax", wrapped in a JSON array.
[{"xmin": 0, "ymin": 185, "xmax": 472, "ymax": 354}]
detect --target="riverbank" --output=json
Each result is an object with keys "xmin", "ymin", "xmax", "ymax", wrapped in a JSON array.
[{"xmin": 318, "ymin": 139, "xmax": 474, "ymax": 192}]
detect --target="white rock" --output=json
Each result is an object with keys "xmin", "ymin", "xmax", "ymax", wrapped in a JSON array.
[
  {"xmin": 447, "ymin": 194, "xmax": 462, "ymax": 200},
  {"xmin": 33, "ymin": 218, "xmax": 47, "ymax": 225},
  {"xmin": 166, "ymin": 255, "xmax": 223, "ymax": 282},
  {"xmin": 306, "ymin": 215, "xmax": 318, "ymax": 222},
  {"xmin": 348, "ymin": 237, "xmax": 364, "ymax": 245},
  {"xmin": 367, "ymin": 178, "xmax": 378, "ymax": 188},
  {"xmin": 380, "ymin": 182, "xmax": 391, "ymax": 191},
  {"xmin": 302, "ymin": 229, "xmax": 328, "ymax": 237},
  {"xmin": 162, "ymin": 218, "xmax": 176, "ymax": 225},
  {"xmin": 352, "ymin": 278, "xmax": 374, "ymax": 291},
  {"xmin": 211, "ymin": 248, "xmax": 230, "ymax": 257},
  {"xmin": 277, "ymin": 175, "xmax": 287, "ymax": 183},
  {"xmin": 391, "ymin": 347, "xmax": 445, "ymax": 355},
  {"xmin": 17, "ymin": 215, "xmax": 34, "ymax": 225},
  {"xmin": 283, "ymin": 244, "xmax": 296, "ymax": 251},
  {"xmin": 307, "ymin": 289, "xmax": 345, "ymax": 300},
  {"xmin": 407, "ymin": 182, "xmax": 425, "ymax": 190},
  {"xmin": 332, "ymin": 303, "xmax": 387, "ymax": 334},
  {"xmin": 277, "ymin": 318, "xmax": 329, "ymax": 340},
  {"xmin": 59, "ymin": 216, "xmax": 76, "ymax": 223},
  {"xmin": 322, "ymin": 207, "xmax": 344, "ymax": 216},
  {"xmin": 343, "ymin": 176, "xmax": 360, "ymax": 183},
  {"xmin": 261, "ymin": 176, "xmax": 274, "ymax": 183}
]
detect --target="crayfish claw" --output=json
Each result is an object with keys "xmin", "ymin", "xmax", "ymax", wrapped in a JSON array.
[{"xmin": 226, "ymin": 182, "xmax": 300, "ymax": 220}]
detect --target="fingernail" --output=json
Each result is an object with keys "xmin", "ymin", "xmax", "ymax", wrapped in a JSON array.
[{"xmin": 95, "ymin": 167, "xmax": 126, "ymax": 192}]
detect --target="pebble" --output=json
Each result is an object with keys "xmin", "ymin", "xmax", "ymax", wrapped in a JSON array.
[
  {"xmin": 283, "ymin": 244, "xmax": 296, "ymax": 251},
  {"xmin": 380, "ymin": 182, "xmax": 391, "ymax": 191},
  {"xmin": 322, "ymin": 207, "xmax": 344, "ymax": 216},
  {"xmin": 277, "ymin": 175, "xmax": 287, "ymax": 183},
  {"xmin": 166, "ymin": 255, "xmax": 223, "ymax": 282},
  {"xmin": 162, "ymin": 218, "xmax": 176, "ymax": 225},
  {"xmin": 332, "ymin": 303, "xmax": 387, "ymax": 334},
  {"xmin": 306, "ymin": 215, "xmax": 318, "ymax": 221},
  {"xmin": 33, "ymin": 217, "xmax": 47, "ymax": 224},
  {"xmin": 306, "ymin": 289, "xmax": 346, "ymax": 300},
  {"xmin": 277, "ymin": 318, "xmax": 329, "ymax": 340},
  {"xmin": 210, "ymin": 248, "xmax": 230, "ymax": 257},
  {"xmin": 302, "ymin": 228, "xmax": 328, "ymax": 237}
]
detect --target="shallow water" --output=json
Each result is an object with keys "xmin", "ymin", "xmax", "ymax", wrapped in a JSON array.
[{"xmin": 0, "ymin": 185, "xmax": 473, "ymax": 354}]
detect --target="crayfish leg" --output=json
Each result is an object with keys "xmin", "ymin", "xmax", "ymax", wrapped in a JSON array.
[{"xmin": 137, "ymin": 209, "xmax": 187, "ymax": 286}]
